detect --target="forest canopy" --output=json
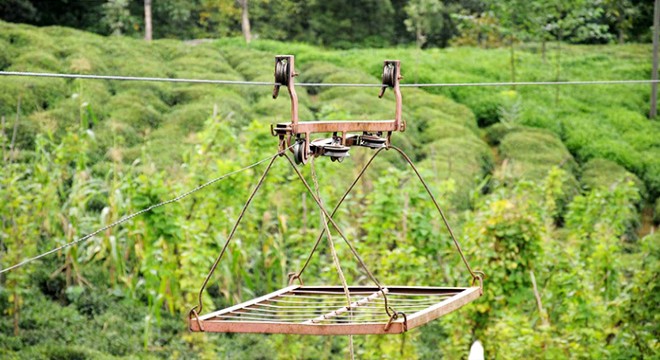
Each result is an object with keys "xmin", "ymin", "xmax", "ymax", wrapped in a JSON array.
[{"xmin": 0, "ymin": 0, "xmax": 655, "ymax": 48}]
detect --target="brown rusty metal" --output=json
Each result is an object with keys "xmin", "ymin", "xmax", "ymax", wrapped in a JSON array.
[
  {"xmin": 272, "ymin": 56, "xmax": 405, "ymax": 162},
  {"xmin": 186, "ymin": 60, "xmax": 485, "ymax": 336},
  {"xmin": 189, "ymin": 286, "xmax": 480, "ymax": 335}
]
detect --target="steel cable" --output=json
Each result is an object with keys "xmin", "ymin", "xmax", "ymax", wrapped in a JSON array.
[
  {"xmin": 2, "ymin": 70, "xmax": 659, "ymax": 88},
  {"xmin": 0, "ymin": 150, "xmax": 288, "ymax": 274}
]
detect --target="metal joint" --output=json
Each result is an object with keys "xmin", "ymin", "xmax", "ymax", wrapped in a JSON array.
[{"xmin": 271, "ymin": 56, "xmax": 405, "ymax": 164}]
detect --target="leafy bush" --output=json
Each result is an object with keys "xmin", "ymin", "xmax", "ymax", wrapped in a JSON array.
[
  {"xmin": 484, "ymin": 122, "xmax": 518, "ymax": 145},
  {"xmin": 1, "ymin": 21, "xmax": 657, "ymax": 360},
  {"xmin": 498, "ymin": 129, "xmax": 578, "ymax": 182},
  {"xmin": 420, "ymin": 134, "xmax": 493, "ymax": 209},
  {"xmin": 106, "ymin": 90, "xmax": 167, "ymax": 130},
  {"xmin": 581, "ymin": 158, "xmax": 646, "ymax": 198}
]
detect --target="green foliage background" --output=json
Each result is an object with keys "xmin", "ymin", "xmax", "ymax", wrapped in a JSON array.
[
  {"xmin": 0, "ymin": 0, "xmax": 655, "ymax": 48},
  {"xmin": 0, "ymin": 21, "xmax": 658, "ymax": 358}
]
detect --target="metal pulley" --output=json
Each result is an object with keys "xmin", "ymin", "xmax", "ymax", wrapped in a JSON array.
[
  {"xmin": 360, "ymin": 134, "xmax": 387, "ymax": 148},
  {"xmin": 292, "ymin": 138, "xmax": 308, "ymax": 165},
  {"xmin": 271, "ymin": 56, "xmax": 404, "ymax": 164},
  {"xmin": 311, "ymin": 138, "xmax": 350, "ymax": 162},
  {"xmin": 273, "ymin": 57, "xmax": 295, "ymax": 99},
  {"xmin": 379, "ymin": 61, "xmax": 398, "ymax": 98}
]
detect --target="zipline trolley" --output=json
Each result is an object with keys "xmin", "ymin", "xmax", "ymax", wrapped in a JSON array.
[{"xmin": 189, "ymin": 56, "xmax": 483, "ymax": 335}]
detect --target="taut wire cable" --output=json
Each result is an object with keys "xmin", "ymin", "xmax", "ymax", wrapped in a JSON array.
[
  {"xmin": 0, "ymin": 148, "xmax": 291, "ymax": 274},
  {"xmin": 2, "ymin": 70, "xmax": 659, "ymax": 88}
]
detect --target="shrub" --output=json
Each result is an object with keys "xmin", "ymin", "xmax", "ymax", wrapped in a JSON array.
[
  {"xmin": 322, "ymin": 94, "xmax": 393, "ymax": 120},
  {"xmin": 581, "ymin": 158, "xmax": 646, "ymax": 199},
  {"xmin": 252, "ymin": 96, "xmax": 315, "ymax": 123},
  {"xmin": 418, "ymin": 120, "xmax": 475, "ymax": 144},
  {"xmin": 0, "ymin": 23, "xmax": 56, "ymax": 52},
  {"xmin": 404, "ymin": 89, "xmax": 477, "ymax": 130},
  {"xmin": 420, "ymin": 134, "xmax": 493, "ymax": 209},
  {"xmin": 446, "ymin": 87, "xmax": 502, "ymax": 127},
  {"xmin": 642, "ymin": 150, "xmax": 660, "ymax": 198},
  {"xmin": 106, "ymin": 90, "xmax": 168, "ymax": 131},
  {"xmin": 499, "ymin": 129, "xmax": 578, "ymax": 181},
  {"xmin": 170, "ymin": 55, "xmax": 239, "ymax": 77},
  {"xmin": 164, "ymin": 102, "xmax": 215, "ymax": 134},
  {"xmin": 0, "ymin": 38, "xmax": 12, "ymax": 69},
  {"xmin": 299, "ymin": 62, "xmax": 341, "ymax": 82},
  {"xmin": 484, "ymin": 122, "xmax": 515, "ymax": 145}
]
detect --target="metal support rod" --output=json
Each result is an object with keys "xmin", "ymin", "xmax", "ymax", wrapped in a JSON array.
[{"xmin": 189, "ymin": 155, "xmax": 279, "ymax": 327}]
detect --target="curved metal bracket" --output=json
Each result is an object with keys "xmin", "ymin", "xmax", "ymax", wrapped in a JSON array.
[{"xmin": 273, "ymin": 55, "xmax": 299, "ymax": 126}]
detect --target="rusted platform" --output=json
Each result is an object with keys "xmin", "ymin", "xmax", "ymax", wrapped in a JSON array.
[{"xmin": 190, "ymin": 285, "xmax": 481, "ymax": 335}]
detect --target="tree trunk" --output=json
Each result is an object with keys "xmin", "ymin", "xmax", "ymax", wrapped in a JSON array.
[
  {"xmin": 416, "ymin": 27, "xmax": 424, "ymax": 48},
  {"xmin": 240, "ymin": 0, "xmax": 252, "ymax": 44},
  {"xmin": 617, "ymin": 13, "xmax": 625, "ymax": 45},
  {"xmin": 144, "ymin": 0, "xmax": 152, "ymax": 41}
]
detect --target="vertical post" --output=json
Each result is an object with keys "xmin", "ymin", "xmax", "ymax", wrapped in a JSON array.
[
  {"xmin": 144, "ymin": 0, "xmax": 153, "ymax": 42},
  {"xmin": 650, "ymin": 0, "xmax": 660, "ymax": 118}
]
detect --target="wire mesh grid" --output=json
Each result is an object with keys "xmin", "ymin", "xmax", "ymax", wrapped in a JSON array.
[{"xmin": 191, "ymin": 285, "xmax": 481, "ymax": 335}]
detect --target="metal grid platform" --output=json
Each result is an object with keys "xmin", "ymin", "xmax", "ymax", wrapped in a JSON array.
[{"xmin": 190, "ymin": 285, "xmax": 481, "ymax": 335}]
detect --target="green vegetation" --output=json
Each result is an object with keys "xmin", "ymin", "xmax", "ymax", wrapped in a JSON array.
[
  {"xmin": 1, "ymin": 0, "xmax": 653, "ymax": 48},
  {"xmin": 0, "ymin": 21, "xmax": 658, "ymax": 358}
]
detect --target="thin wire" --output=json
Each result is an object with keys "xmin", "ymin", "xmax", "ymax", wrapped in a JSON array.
[
  {"xmin": 294, "ymin": 147, "xmax": 385, "ymax": 280},
  {"xmin": 388, "ymin": 146, "xmax": 483, "ymax": 286},
  {"xmin": 191, "ymin": 152, "xmax": 280, "ymax": 318},
  {"xmin": 0, "ymin": 71, "xmax": 276, "ymax": 86},
  {"xmin": 0, "ymin": 150, "xmax": 285, "ymax": 274},
  {"xmin": 298, "ymin": 82, "xmax": 385, "ymax": 88},
  {"xmin": 310, "ymin": 157, "xmax": 354, "ymax": 360},
  {"xmin": 2, "ymin": 70, "xmax": 659, "ymax": 88},
  {"xmin": 282, "ymin": 153, "xmax": 385, "ymax": 290},
  {"xmin": 400, "ymin": 79, "xmax": 660, "ymax": 87}
]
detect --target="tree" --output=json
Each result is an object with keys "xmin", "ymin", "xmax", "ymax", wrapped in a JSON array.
[
  {"xmin": 488, "ymin": 0, "xmax": 531, "ymax": 86},
  {"xmin": 404, "ymin": 0, "xmax": 444, "ymax": 48},
  {"xmin": 604, "ymin": 0, "xmax": 640, "ymax": 44},
  {"xmin": 307, "ymin": 0, "xmax": 395, "ymax": 48},
  {"xmin": 102, "ymin": 0, "xmax": 133, "ymax": 36}
]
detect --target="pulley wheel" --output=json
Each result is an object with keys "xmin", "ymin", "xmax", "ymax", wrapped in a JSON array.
[
  {"xmin": 311, "ymin": 138, "xmax": 350, "ymax": 161},
  {"xmin": 360, "ymin": 134, "xmax": 387, "ymax": 149},
  {"xmin": 324, "ymin": 144, "xmax": 350, "ymax": 162},
  {"xmin": 382, "ymin": 63, "xmax": 395, "ymax": 88},
  {"xmin": 293, "ymin": 139, "xmax": 308, "ymax": 165},
  {"xmin": 275, "ymin": 59, "xmax": 290, "ymax": 86}
]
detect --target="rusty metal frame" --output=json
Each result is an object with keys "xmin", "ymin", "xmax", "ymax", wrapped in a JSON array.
[
  {"xmin": 187, "ymin": 56, "xmax": 484, "ymax": 337},
  {"xmin": 271, "ymin": 55, "xmax": 405, "ymax": 161},
  {"xmin": 189, "ymin": 286, "xmax": 481, "ymax": 335}
]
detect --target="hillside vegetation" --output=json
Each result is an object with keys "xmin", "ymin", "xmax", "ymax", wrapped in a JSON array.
[{"xmin": 0, "ymin": 22, "xmax": 658, "ymax": 359}]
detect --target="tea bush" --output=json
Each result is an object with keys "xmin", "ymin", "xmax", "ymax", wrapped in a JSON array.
[{"xmin": 0, "ymin": 21, "xmax": 657, "ymax": 359}]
